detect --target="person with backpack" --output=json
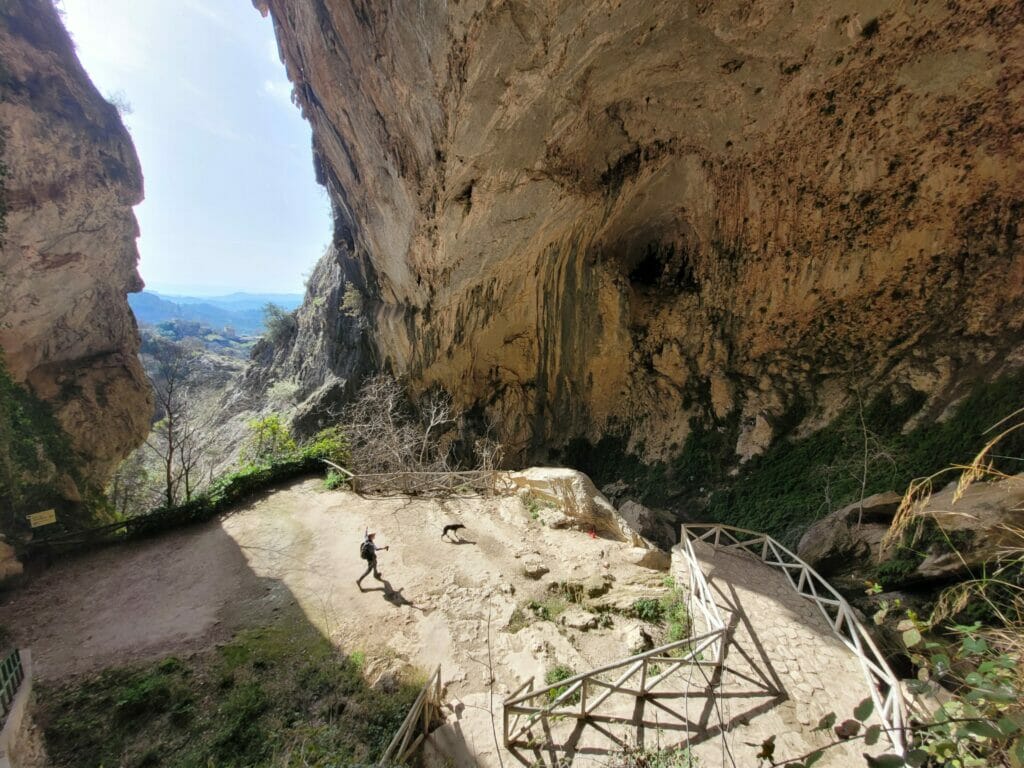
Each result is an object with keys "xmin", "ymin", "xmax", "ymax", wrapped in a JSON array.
[{"xmin": 357, "ymin": 529, "xmax": 389, "ymax": 588}]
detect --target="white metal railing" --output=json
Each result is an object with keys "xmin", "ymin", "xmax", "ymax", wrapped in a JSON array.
[
  {"xmin": 676, "ymin": 525, "xmax": 728, "ymax": 663},
  {"xmin": 378, "ymin": 665, "xmax": 442, "ymax": 766},
  {"xmin": 502, "ymin": 630, "xmax": 725, "ymax": 747},
  {"xmin": 681, "ymin": 524, "xmax": 909, "ymax": 756}
]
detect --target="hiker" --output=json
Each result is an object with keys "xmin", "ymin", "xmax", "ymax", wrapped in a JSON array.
[{"xmin": 357, "ymin": 530, "xmax": 389, "ymax": 588}]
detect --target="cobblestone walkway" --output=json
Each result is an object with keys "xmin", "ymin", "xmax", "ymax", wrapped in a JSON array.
[{"xmin": 504, "ymin": 540, "xmax": 887, "ymax": 767}]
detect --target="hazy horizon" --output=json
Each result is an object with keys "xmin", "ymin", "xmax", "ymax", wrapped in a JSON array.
[
  {"xmin": 142, "ymin": 283, "xmax": 304, "ymax": 300},
  {"xmin": 57, "ymin": 0, "xmax": 333, "ymax": 294}
]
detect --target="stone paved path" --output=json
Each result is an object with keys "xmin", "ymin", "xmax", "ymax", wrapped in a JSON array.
[{"xmin": 499, "ymin": 539, "xmax": 888, "ymax": 767}]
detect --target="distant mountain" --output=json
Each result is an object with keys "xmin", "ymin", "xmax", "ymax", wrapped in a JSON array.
[
  {"xmin": 128, "ymin": 291, "xmax": 302, "ymax": 335},
  {"xmin": 158, "ymin": 292, "xmax": 303, "ymax": 312}
]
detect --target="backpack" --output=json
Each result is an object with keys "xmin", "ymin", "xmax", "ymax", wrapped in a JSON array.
[{"xmin": 360, "ymin": 539, "xmax": 375, "ymax": 561}]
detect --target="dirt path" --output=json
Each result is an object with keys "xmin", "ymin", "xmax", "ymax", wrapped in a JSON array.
[
  {"xmin": 0, "ymin": 479, "xmax": 892, "ymax": 766},
  {"xmin": 0, "ymin": 481, "xmax": 652, "ymax": 717}
]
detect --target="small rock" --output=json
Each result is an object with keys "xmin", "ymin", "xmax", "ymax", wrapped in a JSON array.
[
  {"xmin": 582, "ymin": 574, "xmax": 612, "ymax": 598},
  {"xmin": 618, "ymin": 621, "xmax": 653, "ymax": 654},
  {"xmin": 521, "ymin": 557, "xmax": 549, "ymax": 579},
  {"xmin": 559, "ymin": 608, "xmax": 599, "ymax": 631}
]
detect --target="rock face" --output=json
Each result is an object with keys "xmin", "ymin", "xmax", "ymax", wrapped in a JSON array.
[
  {"xmin": 254, "ymin": 1, "xmax": 1024, "ymax": 466},
  {"xmin": 0, "ymin": 1, "xmax": 151, "ymax": 493},
  {"xmin": 798, "ymin": 477, "xmax": 1024, "ymax": 584}
]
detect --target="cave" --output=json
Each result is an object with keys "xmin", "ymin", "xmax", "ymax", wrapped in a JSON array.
[{"xmin": 625, "ymin": 240, "xmax": 700, "ymax": 294}]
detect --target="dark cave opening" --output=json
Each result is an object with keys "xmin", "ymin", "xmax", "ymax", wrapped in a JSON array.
[{"xmin": 626, "ymin": 241, "xmax": 700, "ymax": 293}]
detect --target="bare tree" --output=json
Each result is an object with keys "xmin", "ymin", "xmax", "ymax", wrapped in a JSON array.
[
  {"xmin": 107, "ymin": 448, "xmax": 157, "ymax": 517},
  {"xmin": 143, "ymin": 340, "xmax": 211, "ymax": 506},
  {"xmin": 341, "ymin": 375, "xmax": 458, "ymax": 474}
]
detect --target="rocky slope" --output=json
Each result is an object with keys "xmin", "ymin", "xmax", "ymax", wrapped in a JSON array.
[
  {"xmin": 0, "ymin": 0, "xmax": 151, "ymax": 498},
  {"xmin": 253, "ymin": 0, "xmax": 1024, "ymax": 467}
]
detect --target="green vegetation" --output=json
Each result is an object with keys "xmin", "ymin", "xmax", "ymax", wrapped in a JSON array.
[
  {"xmin": 240, "ymin": 414, "xmax": 298, "ymax": 466},
  {"xmin": 565, "ymin": 373, "xmax": 1024, "ymax": 546},
  {"xmin": 36, "ymin": 617, "xmax": 420, "ymax": 767},
  {"xmin": 506, "ymin": 606, "xmax": 530, "ymax": 633},
  {"xmin": 340, "ymin": 284, "xmax": 364, "ymax": 318},
  {"xmin": 628, "ymin": 578, "xmax": 690, "ymax": 652},
  {"xmin": 262, "ymin": 303, "xmax": 298, "ymax": 346},
  {"xmin": 528, "ymin": 596, "xmax": 568, "ymax": 622},
  {"xmin": 323, "ymin": 469, "xmax": 347, "ymax": 490},
  {"xmin": 544, "ymin": 664, "xmax": 580, "ymax": 704},
  {"xmin": 0, "ymin": 352, "xmax": 90, "ymax": 536},
  {"xmin": 143, "ymin": 321, "xmax": 255, "ymax": 359},
  {"xmin": 612, "ymin": 745, "xmax": 700, "ymax": 767},
  {"xmin": 43, "ymin": 425, "xmax": 350, "ymax": 552},
  {"xmin": 522, "ymin": 492, "xmax": 556, "ymax": 520},
  {"xmin": 631, "ymin": 598, "xmax": 664, "ymax": 624}
]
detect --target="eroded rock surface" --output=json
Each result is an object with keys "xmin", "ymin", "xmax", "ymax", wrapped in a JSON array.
[
  {"xmin": 253, "ymin": 1, "xmax": 1023, "ymax": 467},
  {"xmin": 0, "ymin": 1, "xmax": 151, "ymax": 493},
  {"xmin": 799, "ymin": 477, "xmax": 1024, "ymax": 584}
]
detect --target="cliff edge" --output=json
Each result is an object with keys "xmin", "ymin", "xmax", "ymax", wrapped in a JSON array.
[{"xmin": 0, "ymin": 0, "xmax": 151, "ymax": 502}]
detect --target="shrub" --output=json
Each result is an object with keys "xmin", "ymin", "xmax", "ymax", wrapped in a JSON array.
[
  {"xmin": 262, "ymin": 303, "xmax": 297, "ymax": 345},
  {"xmin": 632, "ymin": 598, "xmax": 665, "ymax": 623},
  {"xmin": 323, "ymin": 470, "xmax": 347, "ymax": 491},
  {"xmin": 301, "ymin": 426, "xmax": 350, "ymax": 466},
  {"xmin": 545, "ymin": 664, "xmax": 580, "ymax": 704},
  {"xmin": 266, "ymin": 380, "xmax": 299, "ymax": 407},
  {"xmin": 239, "ymin": 414, "xmax": 297, "ymax": 467},
  {"xmin": 340, "ymin": 283, "xmax": 364, "ymax": 318}
]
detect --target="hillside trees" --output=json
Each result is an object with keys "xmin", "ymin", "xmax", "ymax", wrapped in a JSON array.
[{"xmin": 262, "ymin": 303, "xmax": 297, "ymax": 345}]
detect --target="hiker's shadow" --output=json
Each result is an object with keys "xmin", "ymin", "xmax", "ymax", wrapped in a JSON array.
[{"xmin": 368, "ymin": 578, "xmax": 427, "ymax": 613}]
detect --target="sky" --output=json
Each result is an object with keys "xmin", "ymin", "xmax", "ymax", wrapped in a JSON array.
[{"xmin": 58, "ymin": 0, "xmax": 333, "ymax": 296}]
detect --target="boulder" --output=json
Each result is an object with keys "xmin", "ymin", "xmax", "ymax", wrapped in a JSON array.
[
  {"xmin": 510, "ymin": 468, "xmax": 648, "ymax": 546},
  {"xmin": 536, "ymin": 507, "xmax": 572, "ymax": 529},
  {"xmin": 582, "ymin": 574, "xmax": 612, "ymax": 598},
  {"xmin": 617, "ymin": 500, "xmax": 677, "ymax": 549},
  {"xmin": 908, "ymin": 474, "xmax": 1024, "ymax": 579},
  {"xmin": 797, "ymin": 492, "xmax": 902, "ymax": 574}
]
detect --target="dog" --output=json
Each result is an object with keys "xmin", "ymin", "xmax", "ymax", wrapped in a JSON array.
[{"xmin": 441, "ymin": 523, "xmax": 466, "ymax": 539}]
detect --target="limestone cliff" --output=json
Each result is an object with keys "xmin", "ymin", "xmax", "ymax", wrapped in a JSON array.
[
  {"xmin": 0, "ymin": 0, "xmax": 151, "ymax": 499},
  {"xmin": 254, "ymin": 0, "xmax": 1024, "ymax": 467}
]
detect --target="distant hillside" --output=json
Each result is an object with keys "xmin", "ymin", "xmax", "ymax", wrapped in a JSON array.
[
  {"xmin": 160, "ymin": 292, "xmax": 304, "ymax": 312},
  {"xmin": 128, "ymin": 291, "xmax": 303, "ymax": 335}
]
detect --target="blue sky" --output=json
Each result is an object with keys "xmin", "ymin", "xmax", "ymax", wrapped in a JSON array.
[{"xmin": 58, "ymin": 0, "xmax": 332, "ymax": 295}]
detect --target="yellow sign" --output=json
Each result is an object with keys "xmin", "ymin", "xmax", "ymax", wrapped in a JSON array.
[{"xmin": 27, "ymin": 509, "xmax": 57, "ymax": 528}]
